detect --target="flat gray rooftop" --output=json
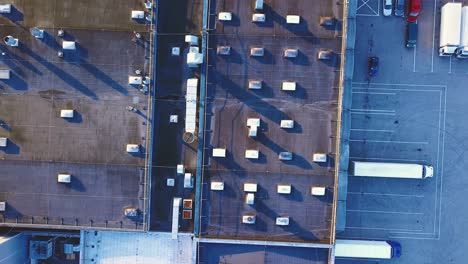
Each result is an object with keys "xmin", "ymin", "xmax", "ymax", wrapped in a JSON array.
[
  {"xmin": 0, "ymin": 0, "xmax": 153, "ymax": 230},
  {"xmin": 200, "ymin": 0, "xmax": 343, "ymax": 242}
]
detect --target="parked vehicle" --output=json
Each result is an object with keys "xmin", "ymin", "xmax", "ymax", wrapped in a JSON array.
[
  {"xmin": 406, "ymin": 0, "xmax": 421, "ymax": 22},
  {"xmin": 352, "ymin": 161, "xmax": 434, "ymax": 179},
  {"xmin": 383, "ymin": 0, "xmax": 392, "ymax": 16},
  {"xmin": 456, "ymin": 6, "xmax": 468, "ymax": 58},
  {"xmin": 406, "ymin": 22, "xmax": 418, "ymax": 48},
  {"xmin": 439, "ymin": 3, "xmax": 462, "ymax": 56},
  {"xmin": 367, "ymin": 56, "xmax": 379, "ymax": 77},
  {"xmin": 335, "ymin": 239, "xmax": 402, "ymax": 259},
  {"xmin": 395, "ymin": 0, "xmax": 405, "ymax": 17}
]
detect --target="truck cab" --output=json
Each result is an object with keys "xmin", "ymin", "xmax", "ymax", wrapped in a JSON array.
[
  {"xmin": 407, "ymin": 0, "xmax": 421, "ymax": 22},
  {"xmin": 406, "ymin": 22, "xmax": 418, "ymax": 48}
]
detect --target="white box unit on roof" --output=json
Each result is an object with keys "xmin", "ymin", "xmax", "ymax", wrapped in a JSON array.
[
  {"xmin": 0, "ymin": 201, "xmax": 5, "ymax": 211},
  {"xmin": 187, "ymin": 52, "xmax": 203, "ymax": 67},
  {"xmin": 283, "ymin": 49, "xmax": 298, "ymax": 58},
  {"xmin": 286, "ymin": 15, "xmax": 300, "ymax": 24},
  {"xmin": 0, "ymin": 69, "xmax": 10, "ymax": 79},
  {"xmin": 60, "ymin": 109, "xmax": 74, "ymax": 118},
  {"xmin": 185, "ymin": 78, "xmax": 198, "ymax": 133},
  {"xmin": 131, "ymin": 10, "xmax": 145, "ymax": 19},
  {"xmin": 169, "ymin": 115, "xmax": 178, "ymax": 123},
  {"xmin": 0, "ymin": 4, "xmax": 11, "ymax": 13},
  {"xmin": 276, "ymin": 216, "xmax": 290, "ymax": 226},
  {"xmin": 218, "ymin": 12, "xmax": 232, "ymax": 21},
  {"xmin": 210, "ymin": 181, "xmax": 224, "ymax": 191},
  {"xmin": 280, "ymin": 120, "xmax": 294, "ymax": 128},
  {"xmin": 245, "ymin": 193, "xmax": 255, "ymax": 205},
  {"xmin": 248, "ymin": 80, "xmax": 262, "ymax": 89},
  {"xmin": 184, "ymin": 173, "xmax": 193, "ymax": 188},
  {"xmin": 247, "ymin": 118, "xmax": 260, "ymax": 127},
  {"xmin": 184, "ymin": 35, "xmax": 198, "ymax": 45},
  {"xmin": 171, "ymin": 47, "xmax": 180, "ymax": 56},
  {"xmin": 172, "ymin": 197, "xmax": 181, "ymax": 239},
  {"xmin": 167, "ymin": 178, "xmax": 175, "ymax": 187},
  {"xmin": 128, "ymin": 76, "xmax": 142, "ymax": 85},
  {"xmin": 245, "ymin": 150, "xmax": 259, "ymax": 159},
  {"xmin": 252, "ymin": 13, "xmax": 266, "ymax": 23},
  {"xmin": 0, "ymin": 137, "xmax": 7, "ymax": 147},
  {"xmin": 311, "ymin": 186, "xmax": 326, "ymax": 196},
  {"xmin": 313, "ymin": 153, "xmax": 327, "ymax": 162},
  {"xmin": 126, "ymin": 144, "xmax": 140, "ymax": 153},
  {"xmin": 62, "ymin": 41, "xmax": 76, "ymax": 50},
  {"xmin": 177, "ymin": 164, "xmax": 185, "ymax": 174},
  {"xmin": 242, "ymin": 214, "xmax": 256, "ymax": 224},
  {"xmin": 248, "ymin": 127, "xmax": 258, "ymax": 137},
  {"xmin": 282, "ymin": 81, "xmax": 296, "ymax": 91},
  {"xmin": 278, "ymin": 152, "xmax": 293, "ymax": 161},
  {"xmin": 57, "ymin": 173, "xmax": 71, "ymax": 183},
  {"xmin": 250, "ymin": 47, "xmax": 264, "ymax": 57},
  {"xmin": 244, "ymin": 183, "xmax": 257, "ymax": 192},
  {"xmin": 254, "ymin": 0, "xmax": 263, "ymax": 10},
  {"xmin": 217, "ymin": 46, "xmax": 231, "ymax": 55},
  {"xmin": 212, "ymin": 148, "xmax": 226, "ymax": 157},
  {"xmin": 277, "ymin": 184, "xmax": 291, "ymax": 194}
]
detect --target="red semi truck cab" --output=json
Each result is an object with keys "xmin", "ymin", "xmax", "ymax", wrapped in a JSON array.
[{"xmin": 407, "ymin": 0, "xmax": 421, "ymax": 22}]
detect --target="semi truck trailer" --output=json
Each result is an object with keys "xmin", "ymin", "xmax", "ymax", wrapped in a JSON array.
[
  {"xmin": 439, "ymin": 2, "xmax": 462, "ymax": 56},
  {"xmin": 457, "ymin": 6, "xmax": 468, "ymax": 58},
  {"xmin": 335, "ymin": 239, "xmax": 402, "ymax": 259},
  {"xmin": 352, "ymin": 161, "xmax": 433, "ymax": 179}
]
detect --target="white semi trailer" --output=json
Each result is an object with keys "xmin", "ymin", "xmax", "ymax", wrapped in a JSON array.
[
  {"xmin": 439, "ymin": 2, "xmax": 462, "ymax": 56},
  {"xmin": 335, "ymin": 239, "xmax": 402, "ymax": 259},
  {"xmin": 352, "ymin": 161, "xmax": 433, "ymax": 179},
  {"xmin": 457, "ymin": 6, "xmax": 468, "ymax": 58}
]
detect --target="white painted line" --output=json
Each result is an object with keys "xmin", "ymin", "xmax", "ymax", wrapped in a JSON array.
[
  {"xmin": 352, "ymin": 91, "xmax": 396, "ymax": 95},
  {"xmin": 350, "ymin": 108, "xmax": 395, "ymax": 113},
  {"xmin": 431, "ymin": 0, "xmax": 437, "ymax": 72},
  {"xmin": 347, "ymin": 209, "xmax": 424, "ymax": 215},
  {"xmin": 350, "ymin": 156, "xmax": 428, "ymax": 163},
  {"xmin": 349, "ymin": 139, "xmax": 429, "ymax": 144},
  {"xmin": 352, "ymin": 87, "xmax": 442, "ymax": 93},
  {"xmin": 390, "ymin": 236, "xmax": 437, "ymax": 240},
  {"xmin": 345, "ymin": 226, "xmax": 424, "ymax": 232},
  {"xmin": 350, "ymin": 112, "xmax": 395, "ymax": 116},
  {"xmin": 347, "ymin": 191, "xmax": 425, "ymax": 198},
  {"xmin": 449, "ymin": 56, "xmax": 452, "ymax": 74},
  {"xmin": 350, "ymin": 128, "xmax": 394, "ymax": 132},
  {"xmin": 413, "ymin": 45, "xmax": 417, "ymax": 72},
  {"xmin": 352, "ymin": 82, "xmax": 446, "ymax": 88}
]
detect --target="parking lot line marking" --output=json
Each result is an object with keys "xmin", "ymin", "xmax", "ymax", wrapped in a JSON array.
[
  {"xmin": 449, "ymin": 56, "xmax": 452, "ymax": 73},
  {"xmin": 349, "ymin": 139, "xmax": 429, "ymax": 144},
  {"xmin": 345, "ymin": 226, "xmax": 424, "ymax": 232},
  {"xmin": 352, "ymin": 91, "xmax": 396, "ymax": 95},
  {"xmin": 350, "ymin": 156, "xmax": 428, "ymax": 163},
  {"xmin": 350, "ymin": 108, "xmax": 395, "ymax": 113},
  {"xmin": 431, "ymin": 0, "xmax": 437, "ymax": 72},
  {"xmin": 413, "ymin": 46, "xmax": 417, "ymax": 72},
  {"xmin": 352, "ymin": 82, "xmax": 445, "ymax": 88},
  {"xmin": 350, "ymin": 112, "xmax": 395, "ymax": 116},
  {"xmin": 352, "ymin": 87, "xmax": 441, "ymax": 93},
  {"xmin": 348, "ymin": 191, "xmax": 425, "ymax": 198},
  {"xmin": 350, "ymin": 128, "xmax": 394, "ymax": 132},
  {"xmin": 347, "ymin": 209, "xmax": 424, "ymax": 215}
]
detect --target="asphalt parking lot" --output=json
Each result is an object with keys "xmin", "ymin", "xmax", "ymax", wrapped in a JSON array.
[
  {"xmin": 337, "ymin": 0, "xmax": 468, "ymax": 263},
  {"xmin": 0, "ymin": 0, "xmax": 152, "ymax": 230},
  {"xmin": 200, "ymin": 0, "xmax": 342, "ymax": 242}
]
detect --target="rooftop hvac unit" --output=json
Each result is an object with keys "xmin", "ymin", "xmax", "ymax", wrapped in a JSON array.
[
  {"xmin": 0, "ymin": 4, "xmax": 11, "ymax": 13},
  {"xmin": 252, "ymin": 13, "xmax": 266, "ymax": 23},
  {"xmin": 317, "ymin": 49, "xmax": 333, "ymax": 60},
  {"xmin": 312, "ymin": 153, "xmax": 327, "ymax": 162},
  {"xmin": 126, "ymin": 144, "xmax": 140, "ymax": 153},
  {"xmin": 276, "ymin": 216, "xmax": 290, "ymax": 226},
  {"xmin": 311, "ymin": 186, "xmax": 326, "ymax": 196},
  {"xmin": 250, "ymin": 47, "xmax": 264, "ymax": 57},
  {"xmin": 31, "ymin": 27, "xmax": 44, "ymax": 39},
  {"xmin": 57, "ymin": 173, "xmax": 71, "ymax": 183},
  {"xmin": 245, "ymin": 150, "xmax": 259, "ymax": 159},
  {"xmin": 248, "ymin": 80, "xmax": 262, "ymax": 89},
  {"xmin": 286, "ymin": 15, "xmax": 300, "ymax": 24},
  {"xmin": 177, "ymin": 164, "xmax": 185, "ymax": 174},
  {"xmin": 254, "ymin": 0, "xmax": 264, "ymax": 10},
  {"xmin": 212, "ymin": 148, "xmax": 226, "ymax": 157},
  {"xmin": 218, "ymin": 12, "xmax": 232, "ymax": 21},
  {"xmin": 62, "ymin": 41, "xmax": 76, "ymax": 50},
  {"xmin": 0, "ymin": 69, "xmax": 10, "ymax": 79},
  {"xmin": 243, "ymin": 183, "xmax": 258, "ymax": 192},
  {"xmin": 283, "ymin": 48, "xmax": 298, "ymax": 58},
  {"xmin": 128, "ymin": 76, "xmax": 142, "ymax": 85},
  {"xmin": 171, "ymin": 47, "xmax": 180, "ymax": 56},
  {"xmin": 278, "ymin": 152, "xmax": 293, "ymax": 161},
  {"xmin": 60, "ymin": 109, "xmax": 74, "ymax": 118},
  {"xmin": 184, "ymin": 35, "xmax": 198, "ymax": 45},
  {"xmin": 210, "ymin": 181, "xmax": 225, "ymax": 191},
  {"xmin": 166, "ymin": 178, "xmax": 175, "ymax": 186},
  {"xmin": 131, "ymin": 10, "xmax": 145, "ymax": 19},
  {"xmin": 184, "ymin": 173, "xmax": 193, "ymax": 188},
  {"xmin": 280, "ymin": 120, "xmax": 294, "ymax": 128},
  {"xmin": 277, "ymin": 184, "xmax": 292, "ymax": 194},
  {"xmin": 245, "ymin": 193, "xmax": 255, "ymax": 205},
  {"xmin": 0, "ymin": 201, "xmax": 5, "ymax": 212},
  {"xmin": 187, "ymin": 52, "xmax": 203, "ymax": 67},
  {"xmin": 216, "ymin": 45, "xmax": 231, "ymax": 55},
  {"xmin": 4, "ymin": 36, "xmax": 18, "ymax": 47},
  {"xmin": 0, "ymin": 137, "xmax": 7, "ymax": 147},
  {"xmin": 281, "ymin": 81, "xmax": 296, "ymax": 91},
  {"xmin": 320, "ymin": 16, "xmax": 336, "ymax": 27},
  {"xmin": 30, "ymin": 240, "xmax": 53, "ymax": 260},
  {"xmin": 242, "ymin": 215, "xmax": 256, "ymax": 224}
]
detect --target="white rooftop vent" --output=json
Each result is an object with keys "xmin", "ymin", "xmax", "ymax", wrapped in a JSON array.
[
  {"xmin": 313, "ymin": 153, "xmax": 327, "ymax": 162},
  {"xmin": 216, "ymin": 46, "xmax": 231, "ymax": 55},
  {"xmin": 218, "ymin": 12, "xmax": 232, "ymax": 21},
  {"xmin": 242, "ymin": 214, "xmax": 256, "ymax": 224},
  {"xmin": 248, "ymin": 80, "xmax": 262, "ymax": 89},
  {"xmin": 250, "ymin": 47, "xmax": 264, "ymax": 57},
  {"xmin": 252, "ymin": 13, "xmax": 266, "ymax": 23},
  {"xmin": 278, "ymin": 152, "xmax": 293, "ymax": 161},
  {"xmin": 171, "ymin": 47, "xmax": 180, "ymax": 56},
  {"xmin": 128, "ymin": 76, "xmax": 143, "ymax": 85},
  {"xmin": 126, "ymin": 144, "xmax": 140, "ymax": 153},
  {"xmin": 170, "ymin": 115, "xmax": 178, "ymax": 123},
  {"xmin": 0, "ymin": 201, "xmax": 5, "ymax": 212},
  {"xmin": 210, "ymin": 181, "xmax": 225, "ymax": 191},
  {"xmin": 187, "ymin": 52, "xmax": 203, "ymax": 67},
  {"xmin": 131, "ymin": 10, "xmax": 145, "ymax": 19},
  {"xmin": 62, "ymin": 41, "xmax": 76, "ymax": 50},
  {"xmin": 244, "ymin": 182, "xmax": 257, "ymax": 192},
  {"xmin": 280, "ymin": 120, "xmax": 294, "ymax": 128},
  {"xmin": 311, "ymin": 186, "xmax": 326, "ymax": 196},
  {"xmin": 276, "ymin": 216, "xmax": 290, "ymax": 226},
  {"xmin": 286, "ymin": 15, "xmax": 301, "ymax": 24},
  {"xmin": 254, "ymin": 0, "xmax": 264, "ymax": 10},
  {"xmin": 0, "ymin": 69, "xmax": 10, "ymax": 79},
  {"xmin": 177, "ymin": 164, "xmax": 185, "ymax": 174},
  {"xmin": 185, "ymin": 35, "xmax": 198, "ymax": 45},
  {"xmin": 167, "ymin": 178, "xmax": 175, "ymax": 187},
  {"xmin": 282, "ymin": 81, "xmax": 296, "ymax": 91},
  {"xmin": 317, "ymin": 49, "xmax": 333, "ymax": 60},
  {"xmin": 0, "ymin": 4, "xmax": 11, "ymax": 13},
  {"xmin": 245, "ymin": 150, "xmax": 259, "ymax": 159},
  {"xmin": 247, "ymin": 118, "xmax": 260, "ymax": 128},
  {"xmin": 4, "ymin": 36, "xmax": 18, "ymax": 47},
  {"xmin": 57, "ymin": 173, "xmax": 71, "ymax": 183},
  {"xmin": 31, "ymin": 27, "xmax": 44, "ymax": 39},
  {"xmin": 245, "ymin": 193, "xmax": 255, "ymax": 205},
  {"xmin": 184, "ymin": 173, "xmax": 193, "ymax": 188},
  {"xmin": 277, "ymin": 184, "xmax": 292, "ymax": 194},
  {"xmin": 60, "ymin": 109, "xmax": 74, "ymax": 119},
  {"xmin": 0, "ymin": 137, "xmax": 7, "ymax": 147},
  {"xmin": 284, "ymin": 49, "xmax": 298, "ymax": 58},
  {"xmin": 212, "ymin": 148, "xmax": 226, "ymax": 157}
]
